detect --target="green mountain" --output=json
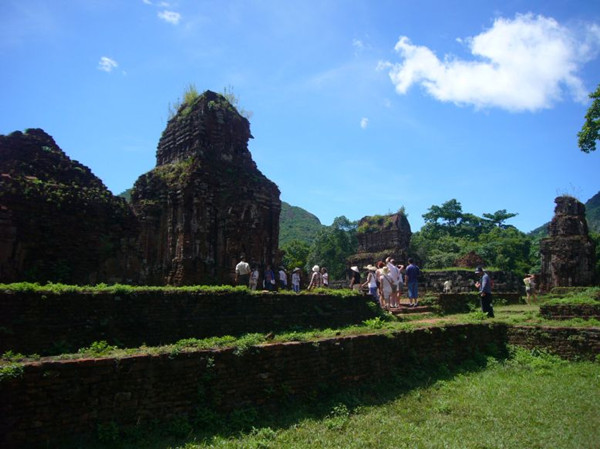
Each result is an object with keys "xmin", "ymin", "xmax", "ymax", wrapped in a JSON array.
[
  {"xmin": 279, "ymin": 201, "xmax": 324, "ymax": 247},
  {"xmin": 587, "ymin": 191, "xmax": 600, "ymax": 233},
  {"xmin": 118, "ymin": 188, "xmax": 132, "ymax": 202},
  {"xmin": 529, "ymin": 191, "xmax": 600, "ymax": 237}
]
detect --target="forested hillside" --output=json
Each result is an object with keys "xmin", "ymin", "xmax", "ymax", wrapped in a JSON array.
[{"xmin": 278, "ymin": 201, "xmax": 324, "ymax": 247}]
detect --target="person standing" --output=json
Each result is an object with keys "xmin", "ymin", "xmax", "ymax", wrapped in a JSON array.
[
  {"xmin": 235, "ymin": 255, "xmax": 251, "ymax": 287},
  {"xmin": 405, "ymin": 258, "xmax": 420, "ymax": 307},
  {"xmin": 320, "ymin": 267, "xmax": 329, "ymax": 288},
  {"xmin": 249, "ymin": 266, "xmax": 260, "ymax": 290},
  {"xmin": 361, "ymin": 264, "xmax": 380, "ymax": 305},
  {"xmin": 397, "ymin": 263, "xmax": 405, "ymax": 297},
  {"xmin": 523, "ymin": 273, "xmax": 537, "ymax": 304},
  {"xmin": 278, "ymin": 267, "xmax": 288, "ymax": 290},
  {"xmin": 292, "ymin": 268, "xmax": 301, "ymax": 293},
  {"xmin": 386, "ymin": 257, "xmax": 400, "ymax": 308},
  {"xmin": 264, "ymin": 265, "xmax": 276, "ymax": 291},
  {"xmin": 349, "ymin": 266, "xmax": 361, "ymax": 291},
  {"xmin": 308, "ymin": 265, "xmax": 322, "ymax": 290},
  {"xmin": 475, "ymin": 266, "xmax": 494, "ymax": 318},
  {"xmin": 379, "ymin": 266, "xmax": 394, "ymax": 309}
]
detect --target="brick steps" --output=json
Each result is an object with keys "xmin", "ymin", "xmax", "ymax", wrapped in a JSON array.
[{"xmin": 387, "ymin": 304, "xmax": 435, "ymax": 315}]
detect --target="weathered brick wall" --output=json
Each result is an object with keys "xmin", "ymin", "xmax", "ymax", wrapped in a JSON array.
[
  {"xmin": 423, "ymin": 270, "xmax": 523, "ymax": 293},
  {"xmin": 0, "ymin": 323, "xmax": 508, "ymax": 448},
  {"xmin": 0, "ymin": 291, "xmax": 378, "ymax": 355},
  {"xmin": 539, "ymin": 304, "xmax": 600, "ymax": 320},
  {"xmin": 437, "ymin": 292, "xmax": 523, "ymax": 314},
  {"xmin": 507, "ymin": 326, "xmax": 600, "ymax": 360},
  {"xmin": 1, "ymin": 323, "xmax": 598, "ymax": 448}
]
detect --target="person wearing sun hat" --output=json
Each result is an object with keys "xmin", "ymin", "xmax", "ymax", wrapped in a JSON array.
[
  {"xmin": 361, "ymin": 264, "xmax": 380, "ymax": 305},
  {"xmin": 379, "ymin": 265, "xmax": 395, "ymax": 308},
  {"xmin": 475, "ymin": 266, "xmax": 494, "ymax": 318},
  {"xmin": 307, "ymin": 265, "xmax": 322, "ymax": 290},
  {"xmin": 349, "ymin": 266, "xmax": 361, "ymax": 290}
]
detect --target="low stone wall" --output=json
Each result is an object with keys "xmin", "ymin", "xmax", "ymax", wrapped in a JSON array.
[
  {"xmin": 0, "ymin": 291, "xmax": 377, "ymax": 355},
  {"xmin": 507, "ymin": 325, "xmax": 600, "ymax": 360},
  {"xmin": 1, "ymin": 323, "xmax": 599, "ymax": 448},
  {"xmin": 422, "ymin": 270, "xmax": 523, "ymax": 294},
  {"xmin": 0, "ymin": 323, "xmax": 508, "ymax": 448},
  {"xmin": 539, "ymin": 303, "xmax": 600, "ymax": 320},
  {"xmin": 437, "ymin": 292, "xmax": 523, "ymax": 314}
]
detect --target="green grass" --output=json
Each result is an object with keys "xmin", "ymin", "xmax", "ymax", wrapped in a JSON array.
[
  {"xmin": 68, "ymin": 347, "xmax": 599, "ymax": 448},
  {"xmin": 0, "ymin": 282, "xmax": 363, "ymax": 299}
]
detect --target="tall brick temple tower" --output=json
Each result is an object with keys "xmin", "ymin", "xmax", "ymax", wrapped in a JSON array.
[
  {"xmin": 539, "ymin": 196, "xmax": 596, "ymax": 291},
  {"xmin": 132, "ymin": 90, "xmax": 281, "ymax": 285}
]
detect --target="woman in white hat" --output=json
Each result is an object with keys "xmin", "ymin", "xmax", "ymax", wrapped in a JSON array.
[
  {"xmin": 349, "ymin": 266, "xmax": 361, "ymax": 291},
  {"xmin": 361, "ymin": 264, "xmax": 380, "ymax": 305},
  {"xmin": 379, "ymin": 266, "xmax": 395, "ymax": 308},
  {"xmin": 307, "ymin": 265, "xmax": 322, "ymax": 290}
]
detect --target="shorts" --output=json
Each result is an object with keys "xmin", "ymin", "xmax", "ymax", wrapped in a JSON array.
[{"xmin": 407, "ymin": 281, "xmax": 418, "ymax": 299}]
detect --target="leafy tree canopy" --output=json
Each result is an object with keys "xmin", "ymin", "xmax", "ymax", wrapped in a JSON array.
[
  {"xmin": 412, "ymin": 199, "xmax": 532, "ymax": 275},
  {"xmin": 306, "ymin": 216, "xmax": 358, "ymax": 279},
  {"xmin": 280, "ymin": 239, "xmax": 310, "ymax": 272},
  {"xmin": 578, "ymin": 83, "xmax": 600, "ymax": 153}
]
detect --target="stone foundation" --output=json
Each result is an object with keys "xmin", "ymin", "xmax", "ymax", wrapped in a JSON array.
[
  {"xmin": 0, "ymin": 290, "xmax": 377, "ymax": 356},
  {"xmin": 2, "ymin": 323, "xmax": 598, "ymax": 448},
  {"xmin": 539, "ymin": 303, "xmax": 600, "ymax": 320},
  {"xmin": 0, "ymin": 323, "xmax": 507, "ymax": 448}
]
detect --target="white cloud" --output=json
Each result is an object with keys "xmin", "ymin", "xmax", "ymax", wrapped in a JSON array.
[
  {"xmin": 380, "ymin": 14, "xmax": 600, "ymax": 112},
  {"xmin": 353, "ymin": 38, "xmax": 364, "ymax": 49},
  {"xmin": 142, "ymin": 0, "xmax": 152, "ymax": 5},
  {"xmin": 360, "ymin": 117, "xmax": 369, "ymax": 129},
  {"xmin": 98, "ymin": 56, "xmax": 118, "ymax": 73},
  {"xmin": 158, "ymin": 10, "xmax": 181, "ymax": 25}
]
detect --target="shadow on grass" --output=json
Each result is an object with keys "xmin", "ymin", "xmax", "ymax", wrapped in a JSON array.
[{"xmin": 66, "ymin": 343, "xmax": 508, "ymax": 449}]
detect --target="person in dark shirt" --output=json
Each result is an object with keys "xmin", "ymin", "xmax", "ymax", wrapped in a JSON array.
[
  {"xmin": 405, "ymin": 258, "xmax": 420, "ymax": 307},
  {"xmin": 475, "ymin": 266, "xmax": 494, "ymax": 318}
]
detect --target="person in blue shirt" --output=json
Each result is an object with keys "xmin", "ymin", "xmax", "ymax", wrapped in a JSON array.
[
  {"xmin": 405, "ymin": 258, "xmax": 420, "ymax": 307},
  {"xmin": 475, "ymin": 266, "xmax": 494, "ymax": 318}
]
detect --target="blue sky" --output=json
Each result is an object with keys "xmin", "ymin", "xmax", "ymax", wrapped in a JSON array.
[{"xmin": 1, "ymin": 0, "xmax": 599, "ymax": 233}]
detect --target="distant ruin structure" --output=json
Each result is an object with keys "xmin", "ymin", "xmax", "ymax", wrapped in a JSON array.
[
  {"xmin": 0, "ymin": 129, "xmax": 140, "ymax": 284},
  {"xmin": 539, "ymin": 196, "xmax": 596, "ymax": 291},
  {"xmin": 0, "ymin": 91, "xmax": 281, "ymax": 285},
  {"xmin": 348, "ymin": 211, "xmax": 412, "ymax": 269}
]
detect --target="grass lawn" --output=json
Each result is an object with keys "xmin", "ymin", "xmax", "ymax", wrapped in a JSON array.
[{"xmin": 129, "ymin": 348, "xmax": 599, "ymax": 449}]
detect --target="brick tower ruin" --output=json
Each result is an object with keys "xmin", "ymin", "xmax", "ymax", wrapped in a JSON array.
[
  {"xmin": 348, "ymin": 211, "xmax": 412, "ymax": 269},
  {"xmin": 0, "ymin": 129, "xmax": 140, "ymax": 284},
  {"xmin": 539, "ymin": 196, "xmax": 596, "ymax": 291},
  {"xmin": 131, "ymin": 90, "xmax": 281, "ymax": 285}
]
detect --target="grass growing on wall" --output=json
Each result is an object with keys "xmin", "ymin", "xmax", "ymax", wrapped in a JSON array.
[
  {"xmin": 2, "ymin": 300, "xmax": 599, "ymax": 367},
  {"xmin": 0, "ymin": 282, "xmax": 363, "ymax": 298},
  {"xmin": 58, "ymin": 347, "xmax": 600, "ymax": 449}
]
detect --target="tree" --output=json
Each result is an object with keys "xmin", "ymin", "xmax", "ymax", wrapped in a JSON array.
[
  {"xmin": 411, "ymin": 199, "xmax": 533, "ymax": 274},
  {"xmin": 422, "ymin": 199, "xmax": 463, "ymax": 227},
  {"xmin": 578, "ymin": 83, "xmax": 600, "ymax": 153},
  {"xmin": 482, "ymin": 209, "xmax": 518, "ymax": 229},
  {"xmin": 281, "ymin": 239, "xmax": 310, "ymax": 272},
  {"xmin": 307, "ymin": 216, "xmax": 358, "ymax": 280}
]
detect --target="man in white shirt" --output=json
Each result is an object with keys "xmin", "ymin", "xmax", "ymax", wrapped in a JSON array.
[
  {"xmin": 386, "ymin": 257, "xmax": 400, "ymax": 308},
  {"xmin": 278, "ymin": 267, "xmax": 288, "ymax": 290},
  {"xmin": 235, "ymin": 255, "xmax": 251, "ymax": 286}
]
